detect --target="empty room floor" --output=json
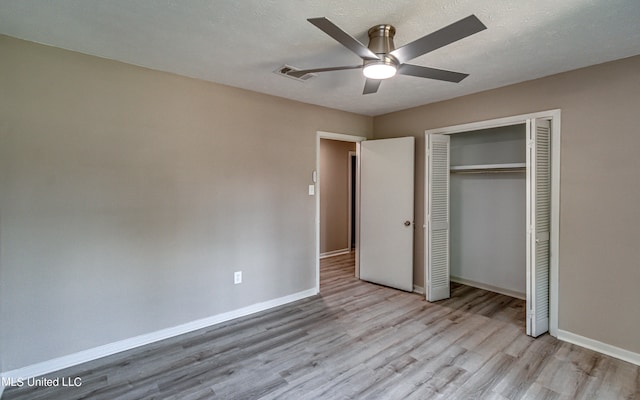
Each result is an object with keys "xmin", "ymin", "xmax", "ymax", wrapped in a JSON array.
[{"xmin": 3, "ymin": 252, "xmax": 639, "ymax": 399}]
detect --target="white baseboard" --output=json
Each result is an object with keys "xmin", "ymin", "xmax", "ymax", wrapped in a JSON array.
[
  {"xmin": 319, "ymin": 248, "xmax": 351, "ymax": 259},
  {"xmin": 413, "ymin": 285, "xmax": 425, "ymax": 295},
  {"xmin": 557, "ymin": 329, "xmax": 640, "ymax": 366},
  {"xmin": 1, "ymin": 288, "xmax": 317, "ymax": 382},
  {"xmin": 451, "ymin": 276, "xmax": 526, "ymax": 300}
]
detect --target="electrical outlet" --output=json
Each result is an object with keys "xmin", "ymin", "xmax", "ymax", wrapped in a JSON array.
[{"xmin": 234, "ymin": 271, "xmax": 242, "ymax": 284}]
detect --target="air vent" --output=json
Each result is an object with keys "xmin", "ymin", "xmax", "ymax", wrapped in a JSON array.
[{"xmin": 274, "ymin": 65, "xmax": 316, "ymax": 82}]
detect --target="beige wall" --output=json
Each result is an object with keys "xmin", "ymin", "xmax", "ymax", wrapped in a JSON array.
[
  {"xmin": 0, "ymin": 35, "xmax": 372, "ymax": 371},
  {"xmin": 374, "ymin": 54, "xmax": 640, "ymax": 354},
  {"xmin": 320, "ymin": 139, "xmax": 356, "ymax": 254}
]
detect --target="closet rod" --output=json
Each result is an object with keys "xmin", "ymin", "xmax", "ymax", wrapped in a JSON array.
[{"xmin": 450, "ymin": 168, "xmax": 525, "ymax": 174}]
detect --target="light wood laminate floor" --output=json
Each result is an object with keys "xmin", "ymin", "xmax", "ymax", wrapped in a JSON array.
[{"xmin": 4, "ymin": 252, "xmax": 639, "ymax": 399}]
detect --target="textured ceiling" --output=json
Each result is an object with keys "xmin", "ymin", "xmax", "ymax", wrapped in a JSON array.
[{"xmin": 1, "ymin": 0, "xmax": 640, "ymax": 116}]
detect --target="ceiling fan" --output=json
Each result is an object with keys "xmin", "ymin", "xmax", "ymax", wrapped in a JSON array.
[{"xmin": 286, "ymin": 15, "xmax": 487, "ymax": 94}]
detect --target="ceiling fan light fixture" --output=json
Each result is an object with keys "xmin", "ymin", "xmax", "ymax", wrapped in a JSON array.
[{"xmin": 363, "ymin": 62, "xmax": 397, "ymax": 80}]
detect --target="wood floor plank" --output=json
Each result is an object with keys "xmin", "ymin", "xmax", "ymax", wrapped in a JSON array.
[{"xmin": 3, "ymin": 251, "xmax": 639, "ymax": 399}]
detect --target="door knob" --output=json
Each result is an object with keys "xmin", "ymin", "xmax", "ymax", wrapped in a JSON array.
[{"xmin": 404, "ymin": 221, "xmax": 411, "ymax": 226}]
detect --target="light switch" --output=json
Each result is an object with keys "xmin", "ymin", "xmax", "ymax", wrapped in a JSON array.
[{"xmin": 308, "ymin": 185, "xmax": 315, "ymax": 196}]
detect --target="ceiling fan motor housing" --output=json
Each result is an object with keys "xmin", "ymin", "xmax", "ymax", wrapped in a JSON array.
[
  {"xmin": 367, "ymin": 24, "xmax": 396, "ymax": 53},
  {"xmin": 366, "ymin": 24, "xmax": 398, "ymax": 68}
]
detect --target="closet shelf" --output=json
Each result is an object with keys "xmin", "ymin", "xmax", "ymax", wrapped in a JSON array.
[{"xmin": 450, "ymin": 163, "xmax": 526, "ymax": 174}]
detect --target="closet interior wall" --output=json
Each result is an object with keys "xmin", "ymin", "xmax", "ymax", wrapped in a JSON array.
[{"xmin": 450, "ymin": 124, "xmax": 527, "ymax": 298}]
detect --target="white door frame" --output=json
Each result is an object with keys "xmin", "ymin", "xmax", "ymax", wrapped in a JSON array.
[
  {"xmin": 316, "ymin": 131, "xmax": 367, "ymax": 293},
  {"xmin": 424, "ymin": 109, "xmax": 561, "ymax": 337}
]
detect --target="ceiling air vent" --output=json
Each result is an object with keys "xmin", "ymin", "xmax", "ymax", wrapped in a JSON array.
[{"xmin": 274, "ymin": 65, "xmax": 316, "ymax": 82}]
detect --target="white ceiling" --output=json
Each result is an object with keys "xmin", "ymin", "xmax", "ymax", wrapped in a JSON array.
[{"xmin": 2, "ymin": 0, "xmax": 640, "ymax": 116}]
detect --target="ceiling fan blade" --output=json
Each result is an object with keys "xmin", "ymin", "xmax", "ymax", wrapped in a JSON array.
[
  {"xmin": 363, "ymin": 78, "xmax": 381, "ymax": 94},
  {"xmin": 308, "ymin": 17, "xmax": 380, "ymax": 61},
  {"xmin": 397, "ymin": 64, "xmax": 469, "ymax": 83},
  {"xmin": 286, "ymin": 65, "xmax": 362, "ymax": 78},
  {"xmin": 390, "ymin": 15, "xmax": 486, "ymax": 64}
]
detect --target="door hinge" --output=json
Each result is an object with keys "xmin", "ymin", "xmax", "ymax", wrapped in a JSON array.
[{"xmin": 527, "ymin": 140, "xmax": 535, "ymax": 148}]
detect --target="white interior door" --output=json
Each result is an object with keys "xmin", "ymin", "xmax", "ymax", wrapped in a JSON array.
[
  {"xmin": 526, "ymin": 118, "xmax": 551, "ymax": 337},
  {"xmin": 425, "ymin": 134, "xmax": 451, "ymax": 301},
  {"xmin": 359, "ymin": 137, "xmax": 414, "ymax": 292}
]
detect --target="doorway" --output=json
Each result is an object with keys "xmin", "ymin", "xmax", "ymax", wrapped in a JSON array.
[
  {"xmin": 315, "ymin": 132, "xmax": 416, "ymax": 294},
  {"xmin": 315, "ymin": 131, "xmax": 366, "ymax": 291},
  {"xmin": 319, "ymin": 138, "xmax": 357, "ymax": 259}
]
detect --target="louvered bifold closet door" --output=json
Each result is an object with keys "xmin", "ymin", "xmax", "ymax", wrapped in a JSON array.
[
  {"xmin": 526, "ymin": 119, "xmax": 551, "ymax": 337},
  {"xmin": 426, "ymin": 134, "xmax": 450, "ymax": 301}
]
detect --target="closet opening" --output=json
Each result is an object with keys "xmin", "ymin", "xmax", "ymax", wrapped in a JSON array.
[
  {"xmin": 424, "ymin": 110, "xmax": 560, "ymax": 338},
  {"xmin": 449, "ymin": 124, "xmax": 527, "ymax": 300}
]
